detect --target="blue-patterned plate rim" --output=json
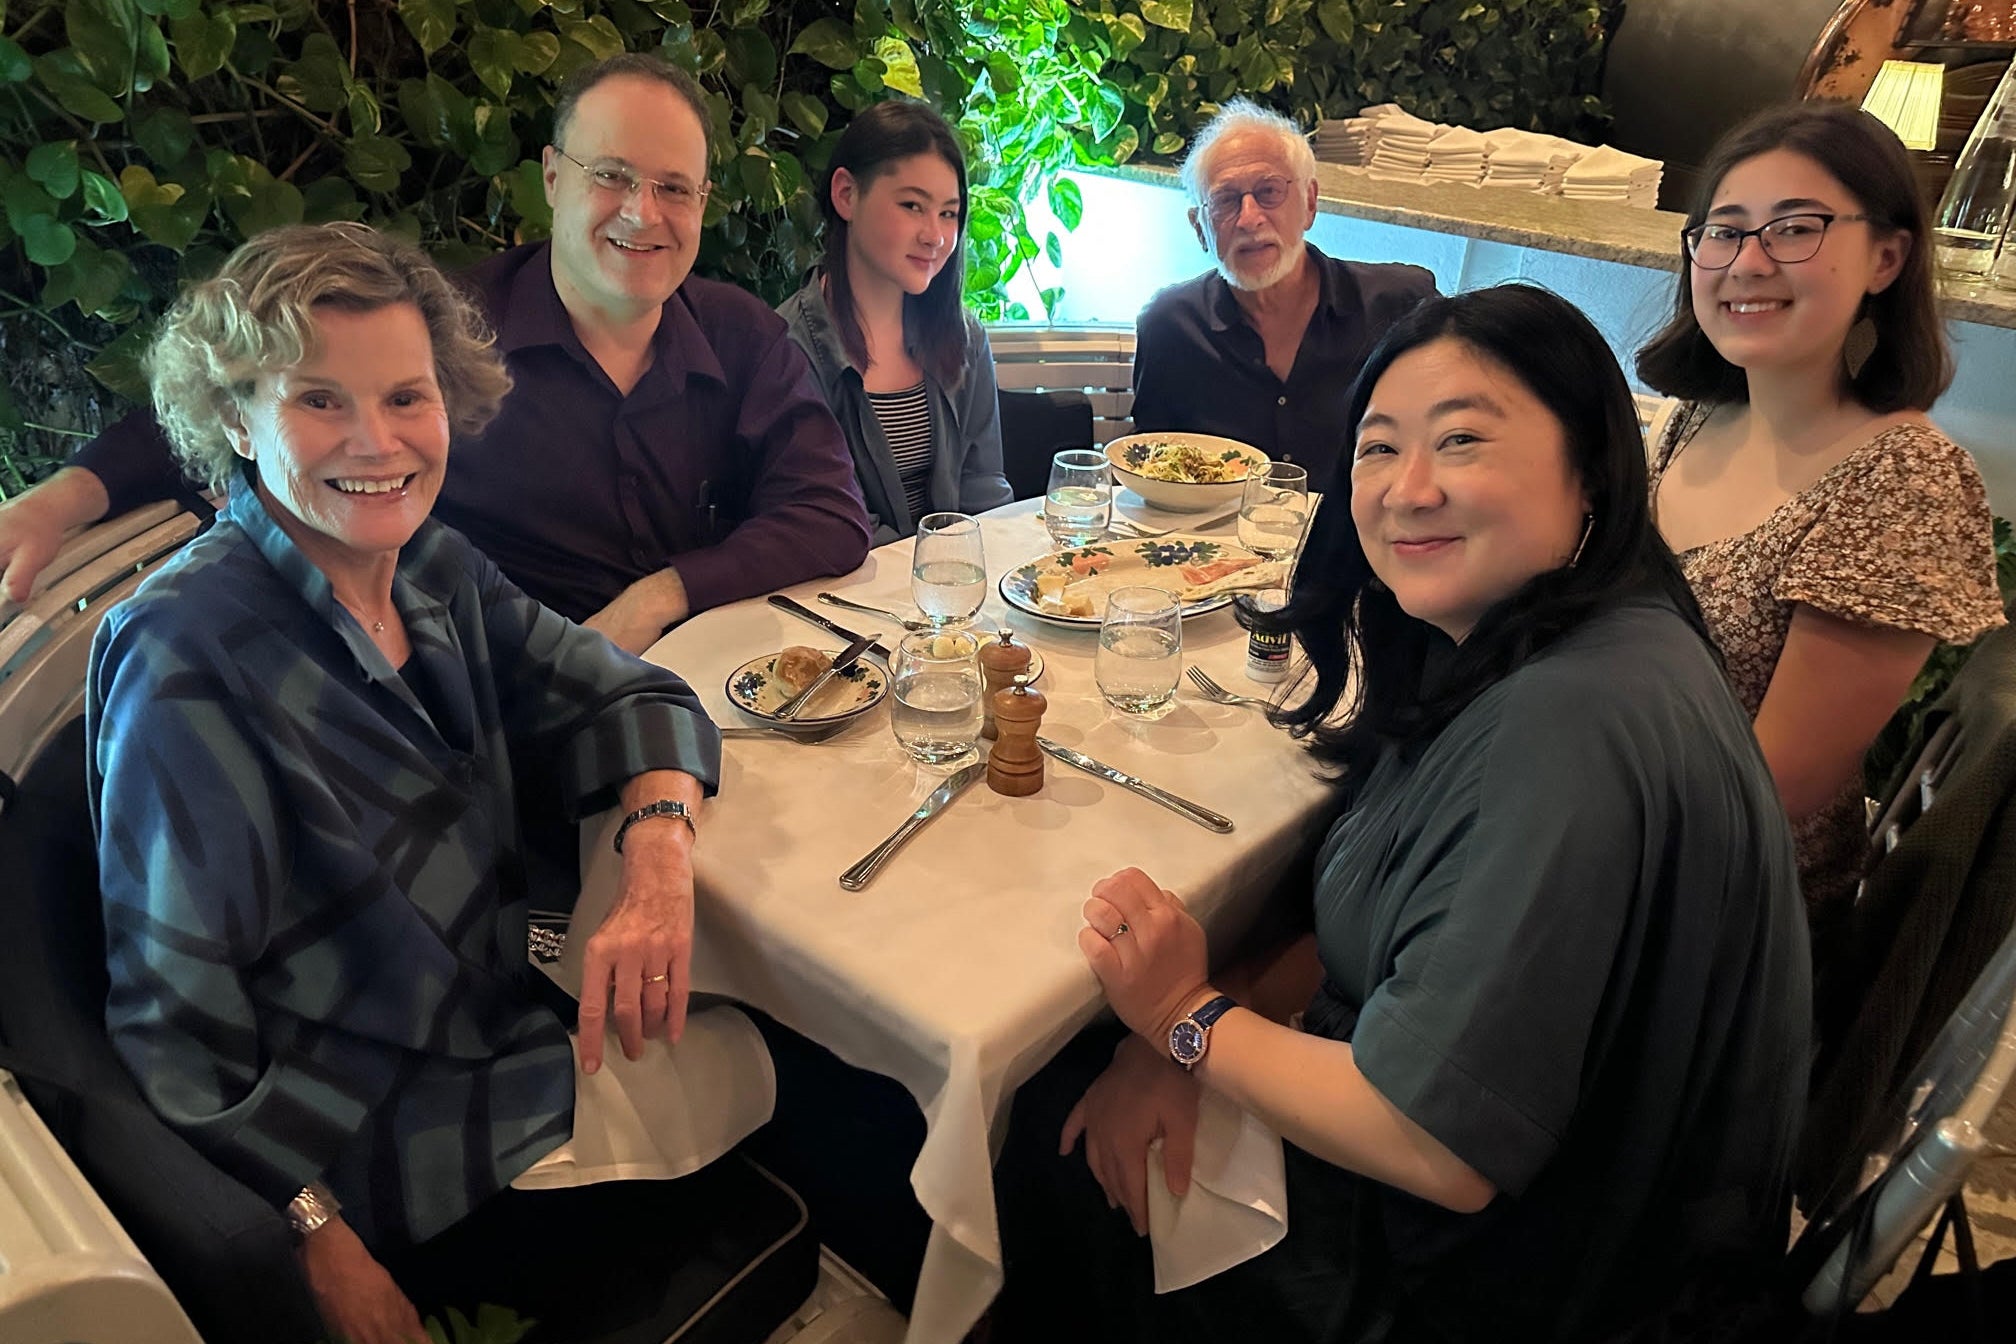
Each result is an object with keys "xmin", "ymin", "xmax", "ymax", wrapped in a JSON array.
[
  {"xmin": 724, "ymin": 648, "xmax": 889, "ymax": 725},
  {"xmin": 997, "ymin": 536, "xmax": 1261, "ymax": 628}
]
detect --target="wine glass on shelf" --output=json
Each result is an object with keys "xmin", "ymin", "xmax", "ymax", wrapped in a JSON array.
[
  {"xmin": 1044, "ymin": 449, "xmax": 1111, "ymax": 549},
  {"xmin": 1096, "ymin": 586, "xmax": 1182, "ymax": 720},
  {"xmin": 911, "ymin": 512, "xmax": 987, "ymax": 629},
  {"xmin": 1237, "ymin": 462, "xmax": 1310, "ymax": 560}
]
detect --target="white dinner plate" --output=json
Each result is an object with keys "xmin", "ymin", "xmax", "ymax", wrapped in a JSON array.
[{"xmin": 998, "ymin": 536, "xmax": 1265, "ymax": 628}]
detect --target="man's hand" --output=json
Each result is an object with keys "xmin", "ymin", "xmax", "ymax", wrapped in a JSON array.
[
  {"xmin": 1079, "ymin": 867, "xmax": 1213, "ymax": 1044},
  {"xmin": 0, "ymin": 467, "xmax": 111, "ymax": 604},
  {"xmin": 1060, "ymin": 1034, "xmax": 1203, "ymax": 1236},
  {"xmin": 583, "ymin": 568, "xmax": 690, "ymax": 655},
  {"xmin": 297, "ymin": 1215, "xmax": 429, "ymax": 1344},
  {"xmin": 578, "ymin": 775, "xmax": 701, "ymax": 1073}
]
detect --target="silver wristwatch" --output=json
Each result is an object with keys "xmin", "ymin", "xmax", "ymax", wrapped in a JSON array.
[
  {"xmin": 614, "ymin": 798, "xmax": 697, "ymax": 853},
  {"xmin": 286, "ymin": 1182, "xmax": 341, "ymax": 1240}
]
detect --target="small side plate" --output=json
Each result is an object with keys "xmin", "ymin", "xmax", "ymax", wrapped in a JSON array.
[{"xmin": 726, "ymin": 648, "xmax": 889, "ymax": 726}]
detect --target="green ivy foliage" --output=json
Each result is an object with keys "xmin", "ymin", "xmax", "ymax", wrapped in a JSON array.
[{"xmin": 0, "ymin": 0, "xmax": 1616, "ymax": 488}]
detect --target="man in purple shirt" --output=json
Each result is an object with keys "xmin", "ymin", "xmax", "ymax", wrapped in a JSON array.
[{"xmin": 0, "ymin": 54, "xmax": 871, "ymax": 653}]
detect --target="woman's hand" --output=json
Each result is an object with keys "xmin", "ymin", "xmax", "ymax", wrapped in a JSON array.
[
  {"xmin": 1060, "ymin": 1034, "xmax": 1202, "ymax": 1236},
  {"xmin": 579, "ymin": 798, "xmax": 698, "ymax": 1074},
  {"xmin": 1078, "ymin": 867, "xmax": 1213, "ymax": 1044},
  {"xmin": 297, "ymin": 1216, "xmax": 429, "ymax": 1344}
]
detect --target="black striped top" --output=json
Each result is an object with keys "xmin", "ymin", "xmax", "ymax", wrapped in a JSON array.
[{"xmin": 867, "ymin": 381, "xmax": 934, "ymax": 519}]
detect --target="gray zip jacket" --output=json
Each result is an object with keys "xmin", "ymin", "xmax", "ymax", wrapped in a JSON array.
[{"xmin": 778, "ymin": 273, "xmax": 1012, "ymax": 543}]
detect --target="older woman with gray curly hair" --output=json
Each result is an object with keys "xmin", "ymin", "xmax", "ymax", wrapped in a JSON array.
[{"xmin": 87, "ymin": 223, "xmax": 729, "ymax": 1344}]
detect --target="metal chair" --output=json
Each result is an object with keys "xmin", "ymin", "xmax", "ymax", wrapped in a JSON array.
[{"xmin": 1799, "ymin": 917, "xmax": 2016, "ymax": 1314}]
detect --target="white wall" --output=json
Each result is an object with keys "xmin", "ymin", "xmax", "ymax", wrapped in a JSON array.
[{"xmin": 1009, "ymin": 171, "xmax": 2016, "ymax": 509}]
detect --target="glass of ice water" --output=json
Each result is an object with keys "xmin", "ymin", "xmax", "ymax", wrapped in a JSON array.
[
  {"xmin": 911, "ymin": 512, "xmax": 987, "ymax": 628},
  {"xmin": 890, "ymin": 630, "xmax": 984, "ymax": 764},
  {"xmin": 1044, "ymin": 450, "xmax": 1111, "ymax": 549},
  {"xmin": 1237, "ymin": 462, "xmax": 1310, "ymax": 560},
  {"xmin": 1096, "ymin": 586, "xmax": 1182, "ymax": 719}
]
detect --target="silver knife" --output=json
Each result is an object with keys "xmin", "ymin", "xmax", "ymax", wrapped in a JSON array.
[
  {"xmin": 1036, "ymin": 737, "xmax": 1235, "ymax": 834},
  {"xmin": 774, "ymin": 630, "xmax": 879, "ymax": 721},
  {"xmin": 768, "ymin": 595, "xmax": 893, "ymax": 662},
  {"xmin": 839, "ymin": 761, "xmax": 988, "ymax": 890}
]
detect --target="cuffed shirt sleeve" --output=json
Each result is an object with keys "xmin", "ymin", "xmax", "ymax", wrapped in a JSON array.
[{"xmin": 70, "ymin": 409, "xmax": 201, "ymax": 517}]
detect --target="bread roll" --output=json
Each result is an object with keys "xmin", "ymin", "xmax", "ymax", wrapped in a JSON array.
[{"xmin": 773, "ymin": 645, "xmax": 831, "ymax": 698}]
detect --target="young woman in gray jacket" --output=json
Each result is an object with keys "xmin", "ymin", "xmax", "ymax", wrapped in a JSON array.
[{"xmin": 778, "ymin": 100, "xmax": 1012, "ymax": 543}]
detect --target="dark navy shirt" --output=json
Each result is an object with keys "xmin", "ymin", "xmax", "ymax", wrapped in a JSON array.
[
  {"xmin": 73, "ymin": 244, "xmax": 874, "ymax": 623},
  {"xmin": 1130, "ymin": 245, "xmax": 1437, "ymax": 489}
]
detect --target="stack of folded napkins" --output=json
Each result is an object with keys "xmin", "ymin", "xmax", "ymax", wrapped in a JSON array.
[
  {"xmin": 1559, "ymin": 144, "xmax": 1663, "ymax": 209},
  {"xmin": 1310, "ymin": 104, "xmax": 1402, "ymax": 166},
  {"xmin": 1480, "ymin": 129, "xmax": 1565, "ymax": 191},
  {"xmin": 1422, "ymin": 126, "xmax": 1488, "ymax": 185},
  {"xmin": 1367, "ymin": 111, "xmax": 1440, "ymax": 182}
]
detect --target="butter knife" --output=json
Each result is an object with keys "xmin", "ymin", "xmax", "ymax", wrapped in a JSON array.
[
  {"xmin": 1036, "ymin": 737, "xmax": 1235, "ymax": 834},
  {"xmin": 768, "ymin": 595, "xmax": 894, "ymax": 662},
  {"xmin": 839, "ymin": 761, "xmax": 988, "ymax": 890},
  {"xmin": 774, "ymin": 631, "xmax": 878, "ymax": 722}
]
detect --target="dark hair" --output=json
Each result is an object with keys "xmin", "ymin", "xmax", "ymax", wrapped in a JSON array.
[
  {"xmin": 1254, "ymin": 284, "xmax": 1711, "ymax": 780},
  {"xmin": 818, "ymin": 99, "xmax": 970, "ymax": 387},
  {"xmin": 553, "ymin": 53, "xmax": 713, "ymax": 169},
  {"xmin": 1636, "ymin": 101, "xmax": 1951, "ymax": 412}
]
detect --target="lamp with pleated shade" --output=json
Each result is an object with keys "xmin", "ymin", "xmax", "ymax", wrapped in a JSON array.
[{"xmin": 1861, "ymin": 60, "xmax": 1946, "ymax": 152}]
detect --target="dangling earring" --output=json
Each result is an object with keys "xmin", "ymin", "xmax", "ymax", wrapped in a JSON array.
[
  {"xmin": 1844, "ymin": 300, "xmax": 1878, "ymax": 381},
  {"xmin": 1569, "ymin": 513, "xmax": 1594, "ymax": 568}
]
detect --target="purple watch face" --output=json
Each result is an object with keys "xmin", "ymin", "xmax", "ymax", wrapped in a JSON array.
[{"xmin": 1170, "ymin": 1018, "xmax": 1207, "ymax": 1065}]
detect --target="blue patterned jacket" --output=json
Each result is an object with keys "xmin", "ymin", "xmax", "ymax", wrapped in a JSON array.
[{"xmin": 87, "ymin": 474, "xmax": 720, "ymax": 1249}]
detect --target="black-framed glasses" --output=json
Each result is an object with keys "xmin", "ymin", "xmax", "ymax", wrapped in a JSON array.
[
  {"xmin": 1205, "ymin": 174, "xmax": 1293, "ymax": 225},
  {"xmin": 1681, "ymin": 212, "xmax": 1869, "ymax": 270},
  {"xmin": 551, "ymin": 146, "xmax": 711, "ymax": 214}
]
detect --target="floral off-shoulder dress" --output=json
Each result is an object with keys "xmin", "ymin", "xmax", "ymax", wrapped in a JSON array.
[{"xmin": 1652, "ymin": 404, "xmax": 2006, "ymax": 917}]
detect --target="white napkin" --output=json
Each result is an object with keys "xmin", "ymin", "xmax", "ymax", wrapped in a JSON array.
[
  {"xmin": 1145, "ymin": 1088, "xmax": 1289, "ymax": 1293},
  {"xmin": 512, "ymin": 1004, "xmax": 776, "ymax": 1188}
]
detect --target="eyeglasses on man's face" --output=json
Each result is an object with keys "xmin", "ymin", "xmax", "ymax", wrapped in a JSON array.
[
  {"xmin": 551, "ymin": 146, "xmax": 711, "ymax": 213},
  {"xmin": 1205, "ymin": 174, "xmax": 1295, "ymax": 225},
  {"xmin": 1681, "ymin": 211, "xmax": 1870, "ymax": 270}
]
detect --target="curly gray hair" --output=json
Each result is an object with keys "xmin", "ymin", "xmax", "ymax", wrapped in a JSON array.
[
  {"xmin": 146, "ymin": 223, "xmax": 512, "ymax": 491},
  {"xmin": 1178, "ymin": 98, "xmax": 1317, "ymax": 207}
]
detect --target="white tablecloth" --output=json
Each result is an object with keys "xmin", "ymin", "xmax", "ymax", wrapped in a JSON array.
[{"xmin": 608, "ymin": 498, "xmax": 1333, "ymax": 1342}]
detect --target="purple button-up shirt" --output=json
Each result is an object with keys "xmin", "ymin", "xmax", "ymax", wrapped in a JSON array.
[{"xmin": 74, "ymin": 243, "xmax": 873, "ymax": 623}]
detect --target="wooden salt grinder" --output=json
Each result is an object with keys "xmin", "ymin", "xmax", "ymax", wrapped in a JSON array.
[
  {"xmin": 987, "ymin": 675, "xmax": 1046, "ymax": 797},
  {"xmin": 977, "ymin": 628, "xmax": 1032, "ymax": 740}
]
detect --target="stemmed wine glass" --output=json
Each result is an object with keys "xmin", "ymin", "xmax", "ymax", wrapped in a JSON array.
[{"xmin": 911, "ymin": 512, "xmax": 987, "ymax": 628}]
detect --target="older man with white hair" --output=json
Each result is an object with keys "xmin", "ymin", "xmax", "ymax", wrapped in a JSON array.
[{"xmin": 1131, "ymin": 100, "xmax": 1437, "ymax": 487}]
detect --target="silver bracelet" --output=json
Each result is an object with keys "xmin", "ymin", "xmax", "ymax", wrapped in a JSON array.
[
  {"xmin": 286, "ymin": 1182, "xmax": 340, "ymax": 1240},
  {"xmin": 614, "ymin": 798, "xmax": 696, "ymax": 853}
]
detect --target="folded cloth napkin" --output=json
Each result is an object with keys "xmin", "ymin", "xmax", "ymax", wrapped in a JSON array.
[
  {"xmin": 1145, "ymin": 1087, "xmax": 1289, "ymax": 1293},
  {"xmin": 513, "ymin": 1002, "xmax": 776, "ymax": 1189}
]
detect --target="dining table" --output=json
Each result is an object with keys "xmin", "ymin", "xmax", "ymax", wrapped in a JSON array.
[{"xmin": 573, "ymin": 495, "xmax": 1339, "ymax": 1344}]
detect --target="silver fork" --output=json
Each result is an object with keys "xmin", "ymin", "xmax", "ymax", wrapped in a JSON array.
[
  {"xmin": 1186, "ymin": 666, "xmax": 1273, "ymax": 709},
  {"xmin": 817, "ymin": 592, "xmax": 932, "ymax": 631}
]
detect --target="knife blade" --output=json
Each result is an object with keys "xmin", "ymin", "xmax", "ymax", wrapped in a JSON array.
[
  {"xmin": 774, "ymin": 630, "xmax": 878, "ymax": 722},
  {"xmin": 839, "ymin": 761, "xmax": 988, "ymax": 891},
  {"xmin": 1036, "ymin": 737, "xmax": 1235, "ymax": 833},
  {"xmin": 769, "ymin": 595, "xmax": 893, "ymax": 662}
]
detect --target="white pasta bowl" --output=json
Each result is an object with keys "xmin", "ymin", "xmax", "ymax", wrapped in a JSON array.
[{"xmin": 1104, "ymin": 432, "xmax": 1270, "ymax": 512}]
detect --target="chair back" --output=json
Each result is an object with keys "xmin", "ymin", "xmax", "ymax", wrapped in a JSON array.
[
  {"xmin": 1801, "ymin": 918, "xmax": 2016, "ymax": 1311},
  {"xmin": 1798, "ymin": 625, "xmax": 2016, "ymax": 1220},
  {"xmin": 987, "ymin": 324, "xmax": 1136, "ymax": 445},
  {"xmin": 996, "ymin": 389, "xmax": 1095, "ymax": 501}
]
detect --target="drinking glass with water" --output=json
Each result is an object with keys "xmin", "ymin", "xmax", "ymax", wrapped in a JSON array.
[
  {"xmin": 1044, "ymin": 450, "xmax": 1112, "ymax": 549},
  {"xmin": 911, "ymin": 513, "xmax": 987, "ymax": 628},
  {"xmin": 1237, "ymin": 462, "xmax": 1310, "ymax": 560},
  {"xmin": 1096, "ymin": 586, "xmax": 1182, "ymax": 719},
  {"xmin": 891, "ymin": 630, "xmax": 984, "ymax": 764}
]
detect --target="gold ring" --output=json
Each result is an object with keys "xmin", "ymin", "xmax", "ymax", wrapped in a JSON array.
[{"xmin": 645, "ymin": 973, "xmax": 670, "ymax": 984}]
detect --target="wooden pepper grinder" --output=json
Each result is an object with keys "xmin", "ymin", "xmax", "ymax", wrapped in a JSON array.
[
  {"xmin": 977, "ymin": 628, "xmax": 1032, "ymax": 740},
  {"xmin": 987, "ymin": 675, "xmax": 1047, "ymax": 797}
]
